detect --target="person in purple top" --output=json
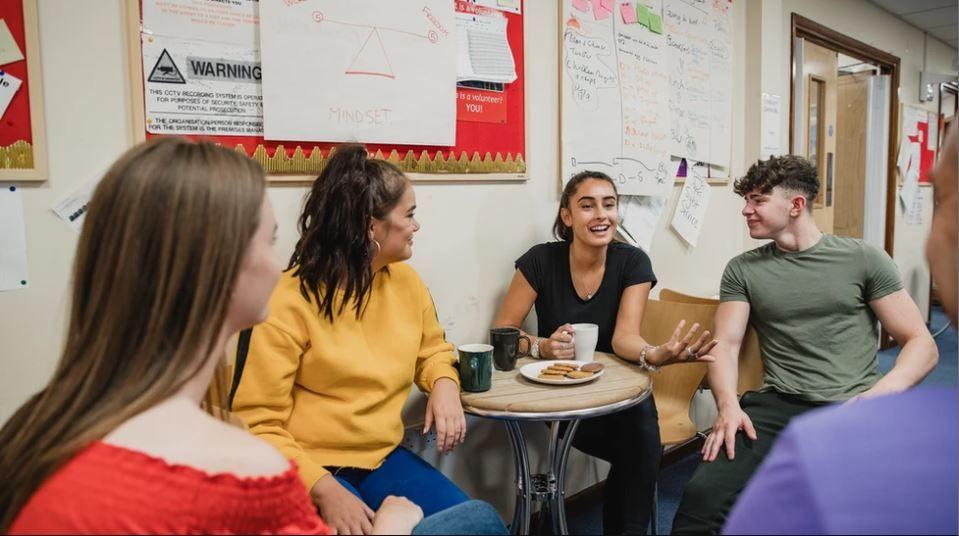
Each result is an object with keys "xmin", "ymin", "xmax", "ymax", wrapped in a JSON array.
[{"xmin": 724, "ymin": 122, "xmax": 959, "ymax": 535}]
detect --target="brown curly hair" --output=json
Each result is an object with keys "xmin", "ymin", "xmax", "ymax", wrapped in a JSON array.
[{"xmin": 734, "ymin": 155, "xmax": 820, "ymax": 211}]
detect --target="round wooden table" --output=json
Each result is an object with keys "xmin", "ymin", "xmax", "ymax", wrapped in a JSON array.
[{"xmin": 460, "ymin": 352, "xmax": 652, "ymax": 535}]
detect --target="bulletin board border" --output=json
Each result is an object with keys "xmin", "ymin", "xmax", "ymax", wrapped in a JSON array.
[
  {"xmin": 124, "ymin": 1, "xmax": 529, "ymax": 184},
  {"xmin": 0, "ymin": 0, "xmax": 48, "ymax": 182},
  {"xmin": 555, "ymin": 0, "xmax": 730, "ymax": 194}
]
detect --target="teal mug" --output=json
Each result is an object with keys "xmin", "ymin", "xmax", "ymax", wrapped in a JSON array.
[{"xmin": 457, "ymin": 343, "xmax": 493, "ymax": 392}]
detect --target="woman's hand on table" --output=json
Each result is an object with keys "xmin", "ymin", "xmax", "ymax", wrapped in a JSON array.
[
  {"xmin": 650, "ymin": 320, "xmax": 718, "ymax": 367},
  {"xmin": 540, "ymin": 323, "xmax": 575, "ymax": 360},
  {"xmin": 424, "ymin": 377, "xmax": 466, "ymax": 454},
  {"xmin": 311, "ymin": 474, "xmax": 375, "ymax": 535}
]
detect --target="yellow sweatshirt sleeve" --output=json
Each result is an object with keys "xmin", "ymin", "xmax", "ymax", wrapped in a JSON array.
[
  {"xmin": 232, "ymin": 318, "xmax": 330, "ymax": 490},
  {"xmin": 414, "ymin": 285, "xmax": 461, "ymax": 393}
]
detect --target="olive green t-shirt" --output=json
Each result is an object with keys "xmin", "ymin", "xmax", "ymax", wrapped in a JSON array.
[{"xmin": 720, "ymin": 234, "xmax": 903, "ymax": 402}]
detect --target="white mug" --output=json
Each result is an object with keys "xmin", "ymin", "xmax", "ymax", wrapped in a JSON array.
[{"xmin": 571, "ymin": 323, "xmax": 599, "ymax": 362}]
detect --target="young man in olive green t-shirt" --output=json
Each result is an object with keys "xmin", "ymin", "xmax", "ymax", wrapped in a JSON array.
[{"xmin": 672, "ymin": 155, "xmax": 939, "ymax": 535}]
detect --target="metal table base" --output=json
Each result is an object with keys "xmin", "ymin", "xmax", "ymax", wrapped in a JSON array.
[{"xmin": 505, "ymin": 419, "xmax": 581, "ymax": 535}]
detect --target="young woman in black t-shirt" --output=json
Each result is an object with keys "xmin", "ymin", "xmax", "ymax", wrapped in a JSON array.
[{"xmin": 493, "ymin": 171, "xmax": 717, "ymax": 534}]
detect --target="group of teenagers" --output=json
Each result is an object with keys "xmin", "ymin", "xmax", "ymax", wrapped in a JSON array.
[{"xmin": 0, "ymin": 123, "xmax": 956, "ymax": 535}]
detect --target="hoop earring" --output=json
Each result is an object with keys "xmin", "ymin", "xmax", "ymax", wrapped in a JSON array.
[{"xmin": 371, "ymin": 239, "xmax": 381, "ymax": 258}]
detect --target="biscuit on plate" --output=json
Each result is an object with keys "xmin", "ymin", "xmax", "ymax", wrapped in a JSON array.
[
  {"xmin": 581, "ymin": 363, "xmax": 604, "ymax": 373},
  {"xmin": 565, "ymin": 370, "xmax": 594, "ymax": 379},
  {"xmin": 538, "ymin": 372, "xmax": 566, "ymax": 380}
]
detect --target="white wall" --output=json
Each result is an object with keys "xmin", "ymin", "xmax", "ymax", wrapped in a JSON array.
[{"xmin": 0, "ymin": 0, "xmax": 954, "ymax": 519}]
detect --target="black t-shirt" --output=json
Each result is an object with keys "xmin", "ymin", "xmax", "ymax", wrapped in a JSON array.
[{"xmin": 515, "ymin": 241, "xmax": 657, "ymax": 353}]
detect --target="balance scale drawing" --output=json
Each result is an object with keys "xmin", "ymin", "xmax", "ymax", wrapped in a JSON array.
[{"xmin": 312, "ymin": 11, "xmax": 439, "ymax": 80}]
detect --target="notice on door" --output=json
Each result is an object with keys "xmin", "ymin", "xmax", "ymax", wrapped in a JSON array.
[{"xmin": 142, "ymin": 36, "xmax": 262, "ymax": 136}]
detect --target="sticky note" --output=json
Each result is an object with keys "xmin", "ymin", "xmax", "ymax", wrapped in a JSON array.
[
  {"xmin": 600, "ymin": 0, "xmax": 616, "ymax": 12},
  {"xmin": 648, "ymin": 13, "xmax": 663, "ymax": 34},
  {"xmin": 0, "ymin": 70, "xmax": 22, "ymax": 119},
  {"xmin": 0, "ymin": 20, "xmax": 24, "ymax": 67},
  {"xmin": 620, "ymin": 2, "xmax": 638, "ymax": 23},
  {"xmin": 636, "ymin": 4, "xmax": 650, "ymax": 27},
  {"xmin": 572, "ymin": 0, "xmax": 590, "ymax": 12},
  {"xmin": 591, "ymin": 0, "xmax": 610, "ymax": 20}
]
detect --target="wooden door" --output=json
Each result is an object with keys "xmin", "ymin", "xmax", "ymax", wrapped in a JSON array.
[
  {"xmin": 834, "ymin": 72, "xmax": 870, "ymax": 238},
  {"xmin": 799, "ymin": 41, "xmax": 838, "ymax": 233}
]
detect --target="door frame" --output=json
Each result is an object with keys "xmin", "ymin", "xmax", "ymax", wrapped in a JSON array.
[{"xmin": 789, "ymin": 13, "xmax": 900, "ymax": 257}]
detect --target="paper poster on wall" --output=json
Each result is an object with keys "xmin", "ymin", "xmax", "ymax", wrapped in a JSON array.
[
  {"xmin": 761, "ymin": 93, "xmax": 782, "ymax": 158},
  {"xmin": 561, "ymin": 1, "xmax": 673, "ymax": 196},
  {"xmin": 142, "ymin": 36, "xmax": 262, "ymax": 136},
  {"xmin": 618, "ymin": 194, "xmax": 668, "ymax": 253},
  {"xmin": 0, "ymin": 19, "xmax": 24, "ymax": 66},
  {"xmin": 0, "ymin": 185, "xmax": 28, "ymax": 291},
  {"xmin": 0, "ymin": 69, "xmax": 23, "ymax": 119},
  {"xmin": 670, "ymin": 160, "xmax": 710, "ymax": 247},
  {"xmin": 259, "ymin": 0, "xmax": 457, "ymax": 145},
  {"xmin": 664, "ymin": 0, "xmax": 732, "ymax": 168},
  {"xmin": 456, "ymin": 7, "xmax": 516, "ymax": 84},
  {"xmin": 905, "ymin": 186, "xmax": 925, "ymax": 226},
  {"xmin": 706, "ymin": 0, "xmax": 732, "ymax": 167},
  {"xmin": 141, "ymin": 0, "xmax": 259, "ymax": 46}
]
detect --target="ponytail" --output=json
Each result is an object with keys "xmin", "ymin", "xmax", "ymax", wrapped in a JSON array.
[{"xmin": 290, "ymin": 145, "xmax": 409, "ymax": 321}]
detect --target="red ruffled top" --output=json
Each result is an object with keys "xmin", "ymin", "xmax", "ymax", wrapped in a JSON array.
[{"xmin": 10, "ymin": 441, "xmax": 331, "ymax": 535}]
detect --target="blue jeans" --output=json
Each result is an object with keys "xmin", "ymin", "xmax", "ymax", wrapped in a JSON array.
[
  {"xmin": 330, "ymin": 447, "xmax": 469, "ymax": 517},
  {"xmin": 413, "ymin": 500, "xmax": 508, "ymax": 535}
]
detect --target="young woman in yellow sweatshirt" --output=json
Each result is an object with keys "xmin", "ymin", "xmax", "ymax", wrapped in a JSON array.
[{"xmin": 232, "ymin": 145, "xmax": 477, "ymax": 535}]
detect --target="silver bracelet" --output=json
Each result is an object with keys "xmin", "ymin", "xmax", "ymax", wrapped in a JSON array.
[
  {"xmin": 530, "ymin": 336, "xmax": 540, "ymax": 358},
  {"xmin": 639, "ymin": 345, "xmax": 660, "ymax": 372}
]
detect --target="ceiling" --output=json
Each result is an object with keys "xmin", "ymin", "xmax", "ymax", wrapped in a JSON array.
[{"xmin": 868, "ymin": 0, "xmax": 957, "ymax": 49}]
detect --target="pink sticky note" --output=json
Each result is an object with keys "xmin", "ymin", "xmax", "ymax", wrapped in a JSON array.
[
  {"xmin": 572, "ymin": 0, "xmax": 590, "ymax": 12},
  {"xmin": 591, "ymin": 0, "xmax": 610, "ymax": 19},
  {"xmin": 600, "ymin": 0, "xmax": 616, "ymax": 12},
  {"xmin": 620, "ymin": 2, "xmax": 637, "ymax": 23}
]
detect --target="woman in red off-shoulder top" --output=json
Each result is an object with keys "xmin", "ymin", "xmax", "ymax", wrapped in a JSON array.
[
  {"xmin": 10, "ymin": 441, "xmax": 329, "ymax": 535},
  {"xmin": 0, "ymin": 140, "xmax": 421, "ymax": 536}
]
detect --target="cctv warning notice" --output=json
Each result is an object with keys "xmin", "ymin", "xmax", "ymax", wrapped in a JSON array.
[{"xmin": 142, "ymin": 36, "xmax": 263, "ymax": 136}]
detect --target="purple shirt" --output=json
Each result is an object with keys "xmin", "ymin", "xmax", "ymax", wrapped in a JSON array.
[{"xmin": 724, "ymin": 387, "xmax": 958, "ymax": 535}]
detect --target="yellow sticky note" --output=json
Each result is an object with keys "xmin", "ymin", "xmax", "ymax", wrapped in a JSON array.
[
  {"xmin": 0, "ymin": 20, "xmax": 24, "ymax": 67},
  {"xmin": 648, "ymin": 13, "xmax": 663, "ymax": 34},
  {"xmin": 636, "ymin": 4, "xmax": 650, "ymax": 27}
]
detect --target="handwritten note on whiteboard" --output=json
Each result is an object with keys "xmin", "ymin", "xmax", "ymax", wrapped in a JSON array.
[
  {"xmin": 664, "ymin": 0, "xmax": 732, "ymax": 167},
  {"xmin": 561, "ymin": 2, "xmax": 672, "ymax": 196},
  {"xmin": 670, "ymin": 161, "xmax": 710, "ymax": 246},
  {"xmin": 259, "ymin": 0, "xmax": 456, "ymax": 145}
]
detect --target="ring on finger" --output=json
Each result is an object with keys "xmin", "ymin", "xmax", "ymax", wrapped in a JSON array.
[{"xmin": 686, "ymin": 347, "xmax": 698, "ymax": 359}]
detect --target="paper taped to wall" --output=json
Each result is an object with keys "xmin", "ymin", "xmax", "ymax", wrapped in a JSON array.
[{"xmin": 0, "ymin": 185, "xmax": 29, "ymax": 291}]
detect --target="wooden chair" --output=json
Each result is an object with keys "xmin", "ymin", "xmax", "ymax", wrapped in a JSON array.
[
  {"xmin": 640, "ymin": 298, "xmax": 716, "ymax": 534},
  {"xmin": 658, "ymin": 289, "xmax": 764, "ymax": 395}
]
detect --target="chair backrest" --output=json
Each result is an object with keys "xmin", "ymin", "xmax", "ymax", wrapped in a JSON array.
[
  {"xmin": 657, "ymin": 289, "xmax": 764, "ymax": 395},
  {"xmin": 642, "ymin": 299, "xmax": 714, "ymax": 445}
]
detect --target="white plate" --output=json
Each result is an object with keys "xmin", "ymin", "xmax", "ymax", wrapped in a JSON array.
[{"xmin": 519, "ymin": 360, "xmax": 604, "ymax": 385}]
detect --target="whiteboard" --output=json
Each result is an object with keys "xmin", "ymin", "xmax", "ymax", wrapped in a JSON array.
[
  {"xmin": 560, "ymin": 0, "xmax": 733, "ymax": 193},
  {"xmin": 560, "ymin": 0, "xmax": 672, "ymax": 196},
  {"xmin": 259, "ymin": 0, "xmax": 456, "ymax": 145}
]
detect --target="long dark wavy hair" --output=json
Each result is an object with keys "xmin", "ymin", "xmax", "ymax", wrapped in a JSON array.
[
  {"xmin": 289, "ymin": 144, "xmax": 409, "ymax": 321},
  {"xmin": 553, "ymin": 170, "xmax": 618, "ymax": 241}
]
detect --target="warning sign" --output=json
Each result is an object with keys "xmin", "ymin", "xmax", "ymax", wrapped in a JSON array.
[
  {"xmin": 142, "ymin": 36, "xmax": 263, "ymax": 136},
  {"xmin": 147, "ymin": 49, "xmax": 186, "ymax": 84}
]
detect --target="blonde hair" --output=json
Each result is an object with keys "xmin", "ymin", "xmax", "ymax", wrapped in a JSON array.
[{"xmin": 0, "ymin": 138, "xmax": 266, "ymax": 530}]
